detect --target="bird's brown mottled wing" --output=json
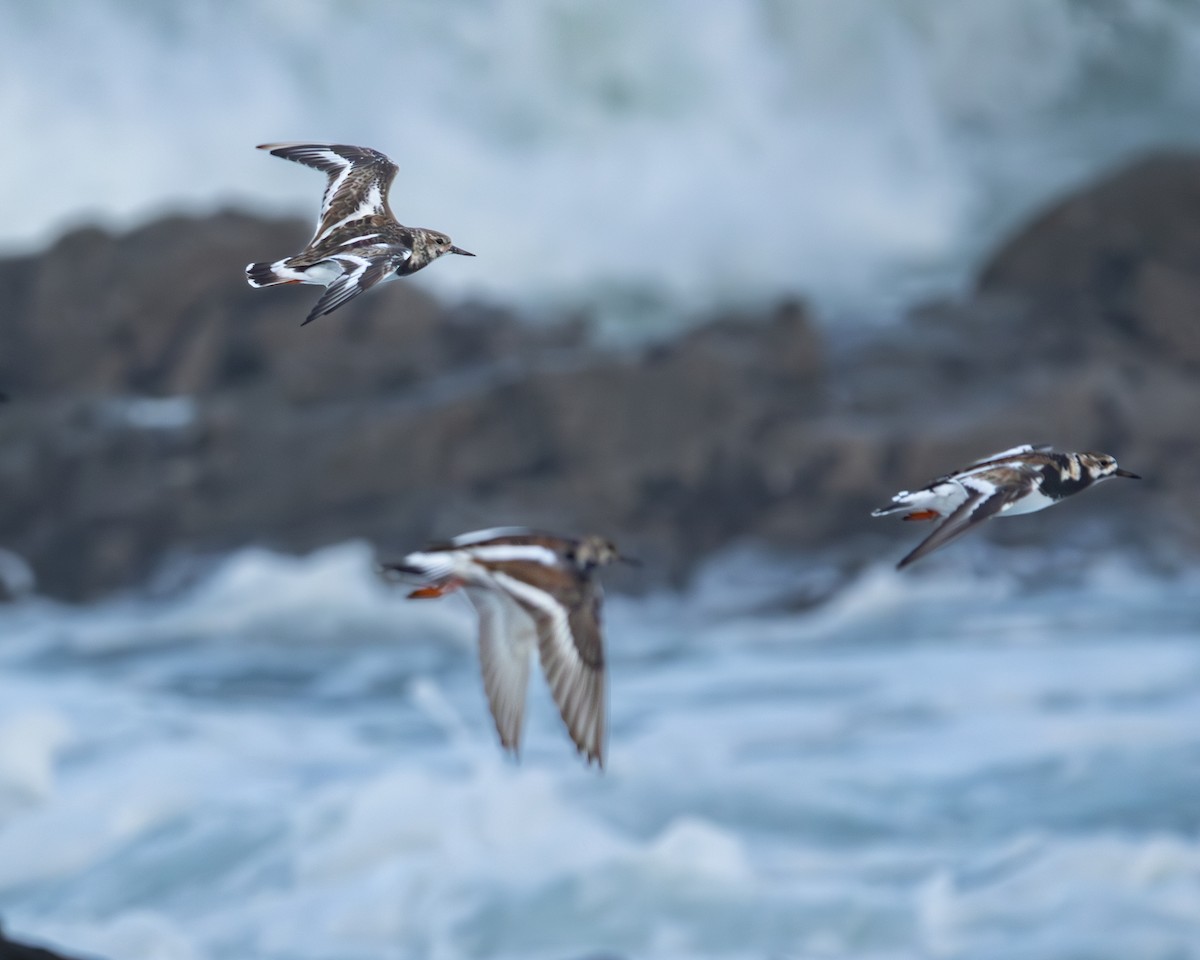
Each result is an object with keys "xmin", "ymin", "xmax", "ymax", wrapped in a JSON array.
[
  {"xmin": 538, "ymin": 576, "xmax": 607, "ymax": 768},
  {"xmin": 488, "ymin": 562, "xmax": 607, "ymax": 768},
  {"xmin": 259, "ymin": 142, "xmax": 398, "ymax": 242}
]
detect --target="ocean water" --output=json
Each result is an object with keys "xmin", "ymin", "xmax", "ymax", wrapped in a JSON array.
[
  {"xmin": 5, "ymin": 1, "xmax": 1200, "ymax": 326},
  {"xmin": 0, "ymin": 542, "xmax": 1197, "ymax": 960}
]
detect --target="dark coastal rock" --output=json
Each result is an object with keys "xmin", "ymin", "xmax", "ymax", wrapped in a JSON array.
[
  {"xmin": 0, "ymin": 924, "xmax": 91, "ymax": 960},
  {"xmin": 0, "ymin": 291, "xmax": 825, "ymax": 596},
  {"xmin": 978, "ymin": 151, "xmax": 1200, "ymax": 366},
  {"xmin": 1, "ymin": 152, "xmax": 1199, "ymax": 601},
  {"xmin": 0, "ymin": 212, "xmax": 551, "ymax": 403}
]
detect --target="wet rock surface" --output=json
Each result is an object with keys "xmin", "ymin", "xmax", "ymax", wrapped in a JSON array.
[
  {"xmin": 0, "ymin": 154, "xmax": 1198, "ymax": 601},
  {"xmin": 0, "ymin": 924, "xmax": 90, "ymax": 960}
]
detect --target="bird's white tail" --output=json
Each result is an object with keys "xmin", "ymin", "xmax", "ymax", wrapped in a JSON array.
[
  {"xmin": 379, "ymin": 551, "xmax": 458, "ymax": 585},
  {"xmin": 871, "ymin": 493, "xmax": 917, "ymax": 517},
  {"xmin": 379, "ymin": 551, "xmax": 463, "ymax": 599}
]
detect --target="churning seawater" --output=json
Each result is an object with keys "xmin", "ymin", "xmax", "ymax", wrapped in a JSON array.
[{"xmin": 0, "ymin": 542, "xmax": 1197, "ymax": 960}]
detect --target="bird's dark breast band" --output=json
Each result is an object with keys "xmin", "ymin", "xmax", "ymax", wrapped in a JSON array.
[{"xmin": 1037, "ymin": 460, "xmax": 1092, "ymax": 499}]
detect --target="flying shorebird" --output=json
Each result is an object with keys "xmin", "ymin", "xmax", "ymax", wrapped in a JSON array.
[
  {"xmin": 872, "ymin": 445, "xmax": 1140, "ymax": 569},
  {"xmin": 245, "ymin": 142, "xmax": 474, "ymax": 325},
  {"xmin": 379, "ymin": 527, "xmax": 633, "ymax": 768}
]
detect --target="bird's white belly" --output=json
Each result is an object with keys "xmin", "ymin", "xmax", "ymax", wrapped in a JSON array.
[
  {"xmin": 903, "ymin": 481, "xmax": 971, "ymax": 515},
  {"xmin": 299, "ymin": 261, "xmax": 343, "ymax": 285},
  {"xmin": 1000, "ymin": 487, "xmax": 1056, "ymax": 516}
]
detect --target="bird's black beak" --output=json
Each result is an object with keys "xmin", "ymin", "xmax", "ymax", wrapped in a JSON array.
[
  {"xmin": 617, "ymin": 554, "xmax": 642, "ymax": 568},
  {"xmin": 449, "ymin": 245, "xmax": 475, "ymax": 257},
  {"xmin": 1115, "ymin": 468, "xmax": 1141, "ymax": 479}
]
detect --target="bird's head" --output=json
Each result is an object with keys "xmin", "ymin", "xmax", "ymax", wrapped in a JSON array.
[
  {"xmin": 1081, "ymin": 452, "xmax": 1141, "ymax": 481},
  {"xmin": 416, "ymin": 229, "xmax": 474, "ymax": 264},
  {"xmin": 574, "ymin": 536, "xmax": 639, "ymax": 571}
]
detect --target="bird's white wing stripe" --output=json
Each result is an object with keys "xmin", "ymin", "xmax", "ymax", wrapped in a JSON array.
[
  {"xmin": 318, "ymin": 162, "xmax": 353, "ymax": 226},
  {"xmin": 468, "ymin": 545, "xmax": 560, "ymax": 566},
  {"xmin": 335, "ymin": 183, "xmax": 383, "ymax": 228},
  {"xmin": 491, "ymin": 572, "xmax": 572, "ymax": 644},
  {"xmin": 317, "ymin": 208, "xmax": 372, "ymax": 243},
  {"xmin": 315, "ymin": 180, "xmax": 388, "ymax": 243},
  {"xmin": 967, "ymin": 444, "xmax": 1036, "ymax": 464},
  {"xmin": 396, "ymin": 551, "xmax": 458, "ymax": 582},
  {"xmin": 959, "ymin": 475, "xmax": 1001, "ymax": 497},
  {"xmin": 364, "ymin": 182, "xmax": 383, "ymax": 216},
  {"xmin": 450, "ymin": 527, "xmax": 539, "ymax": 546},
  {"xmin": 330, "ymin": 260, "xmax": 368, "ymax": 283},
  {"xmin": 297, "ymin": 258, "xmax": 369, "ymax": 322},
  {"xmin": 330, "ymin": 254, "xmax": 371, "ymax": 272},
  {"xmin": 316, "ymin": 213, "xmax": 353, "ymax": 243}
]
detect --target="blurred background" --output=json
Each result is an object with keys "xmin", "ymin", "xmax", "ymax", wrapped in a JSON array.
[{"xmin": 1, "ymin": 2, "xmax": 1198, "ymax": 958}]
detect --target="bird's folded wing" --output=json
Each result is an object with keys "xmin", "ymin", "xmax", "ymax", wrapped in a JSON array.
[
  {"xmin": 897, "ymin": 475, "xmax": 1026, "ymax": 568},
  {"xmin": 444, "ymin": 527, "xmax": 543, "ymax": 548},
  {"xmin": 960, "ymin": 444, "xmax": 1053, "ymax": 469},
  {"xmin": 464, "ymin": 586, "xmax": 535, "ymax": 756}
]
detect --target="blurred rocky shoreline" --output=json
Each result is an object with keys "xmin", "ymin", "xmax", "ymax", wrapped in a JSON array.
[
  {"xmin": 1, "ymin": 152, "xmax": 1198, "ymax": 602},
  {"xmin": 0, "ymin": 924, "xmax": 80, "ymax": 960}
]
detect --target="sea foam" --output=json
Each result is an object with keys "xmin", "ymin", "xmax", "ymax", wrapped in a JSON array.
[{"xmin": 0, "ymin": 542, "xmax": 1196, "ymax": 958}]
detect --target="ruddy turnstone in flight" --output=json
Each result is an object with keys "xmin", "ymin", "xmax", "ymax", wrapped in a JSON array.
[
  {"xmin": 379, "ymin": 527, "xmax": 632, "ymax": 768},
  {"xmin": 245, "ymin": 142, "xmax": 474, "ymax": 325},
  {"xmin": 872, "ymin": 444, "xmax": 1140, "ymax": 568}
]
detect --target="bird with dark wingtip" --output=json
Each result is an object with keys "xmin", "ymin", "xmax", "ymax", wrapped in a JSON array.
[
  {"xmin": 872, "ymin": 444, "xmax": 1141, "ymax": 568},
  {"xmin": 245, "ymin": 142, "xmax": 474, "ymax": 325},
  {"xmin": 379, "ymin": 527, "xmax": 636, "ymax": 769}
]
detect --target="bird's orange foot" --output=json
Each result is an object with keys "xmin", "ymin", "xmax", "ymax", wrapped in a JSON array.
[
  {"xmin": 903, "ymin": 509, "xmax": 941, "ymax": 522},
  {"xmin": 407, "ymin": 578, "xmax": 463, "ymax": 600}
]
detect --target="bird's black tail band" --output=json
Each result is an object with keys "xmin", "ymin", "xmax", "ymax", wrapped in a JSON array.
[{"xmin": 245, "ymin": 261, "xmax": 290, "ymax": 288}]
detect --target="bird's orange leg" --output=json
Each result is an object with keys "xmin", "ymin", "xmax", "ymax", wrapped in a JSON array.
[
  {"xmin": 903, "ymin": 509, "xmax": 941, "ymax": 522},
  {"xmin": 407, "ymin": 578, "xmax": 464, "ymax": 599}
]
